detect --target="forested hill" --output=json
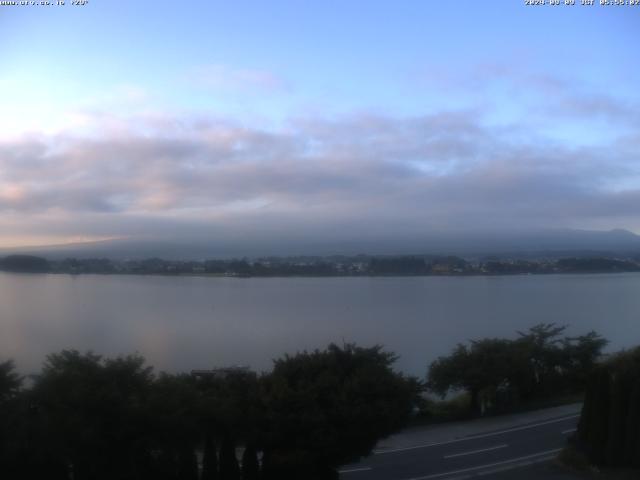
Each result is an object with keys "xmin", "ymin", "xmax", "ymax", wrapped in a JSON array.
[
  {"xmin": 1, "ymin": 254, "xmax": 639, "ymax": 276},
  {"xmin": 0, "ymin": 255, "xmax": 50, "ymax": 273}
]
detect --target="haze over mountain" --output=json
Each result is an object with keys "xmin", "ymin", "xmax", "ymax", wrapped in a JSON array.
[{"xmin": 2, "ymin": 228, "xmax": 639, "ymax": 260}]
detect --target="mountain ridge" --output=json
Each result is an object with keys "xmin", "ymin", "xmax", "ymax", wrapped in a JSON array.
[{"xmin": 1, "ymin": 228, "xmax": 639, "ymax": 260}]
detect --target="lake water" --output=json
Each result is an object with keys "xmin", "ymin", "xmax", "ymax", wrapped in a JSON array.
[{"xmin": 1, "ymin": 272, "xmax": 639, "ymax": 377}]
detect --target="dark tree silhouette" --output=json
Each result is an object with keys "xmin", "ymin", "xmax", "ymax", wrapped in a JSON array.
[
  {"xmin": 202, "ymin": 433, "xmax": 219, "ymax": 480},
  {"xmin": 30, "ymin": 351, "xmax": 155, "ymax": 480},
  {"xmin": 241, "ymin": 443, "xmax": 260, "ymax": 480},
  {"xmin": 0, "ymin": 360, "xmax": 21, "ymax": 402},
  {"xmin": 0, "ymin": 255, "xmax": 50, "ymax": 273},
  {"xmin": 261, "ymin": 343, "xmax": 420, "ymax": 478},
  {"xmin": 577, "ymin": 347, "xmax": 640, "ymax": 468},
  {"xmin": 219, "ymin": 436, "xmax": 240, "ymax": 480},
  {"xmin": 428, "ymin": 324, "xmax": 608, "ymax": 415},
  {"xmin": 0, "ymin": 341, "xmax": 466, "ymax": 479},
  {"xmin": 177, "ymin": 446, "xmax": 199, "ymax": 480}
]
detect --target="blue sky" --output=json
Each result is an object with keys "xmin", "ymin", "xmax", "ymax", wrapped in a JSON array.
[
  {"xmin": 0, "ymin": 1, "xmax": 639, "ymax": 248},
  {"xmin": 2, "ymin": 2, "xmax": 638, "ymax": 118}
]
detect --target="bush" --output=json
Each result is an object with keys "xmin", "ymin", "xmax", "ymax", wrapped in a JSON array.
[
  {"xmin": 576, "ymin": 346, "xmax": 640, "ymax": 468},
  {"xmin": 261, "ymin": 343, "xmax": 421, "ymax": 477}
]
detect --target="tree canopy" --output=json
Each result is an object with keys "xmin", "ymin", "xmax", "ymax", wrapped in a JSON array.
[
  {"xmin": 0, "ymin": 361, "xmax": 21, "ymax": 403},
  {"xmin": 0, "ymin": 344, "xmax": 420, "ymax": 480},
  {"xmin": 260, "ymin": 344, "xmax": 420, "ymax": 478},
  {"xmin": 427, "ymin": 324, "xmax": 608, "ymax": 415},
  {"xmin": 576, "ymin": 346, "xmax": 640, "ymax": 468}
]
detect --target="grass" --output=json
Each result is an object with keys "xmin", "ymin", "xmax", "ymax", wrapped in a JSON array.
[
  {"xmin": 410, "ymin": 393, "xmax": 473, "ymax": 426},
  {"xmin": 409, "ymin": 391, "xmax": 584, "ymax": 427}
]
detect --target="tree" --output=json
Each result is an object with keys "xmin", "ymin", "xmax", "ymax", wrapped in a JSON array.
[
  {"xmin": 580, "ymin": 366, "xmax": 611, "ymax": 465},
  {"xmin": 30, "ymin": 350, "xmax": 155, "ymax": 480},
  {"xmin": 605, "ymin": 368, "xmax": 630, "ymax": 466},
  {"xmin": 0, "ymin": 360, "xmax": 24, "ymax": 479},
  {"xmin": 201, "ymin": 433, "xmax": 219, "ymax": 480},
  {"xmin": 624, "ymin": 382, "xmax": 640, "ymax": 467},
  {"xmin": 241, "ymin": 443, "xmax": 260, "ymax": 480},
  {"xmin": 560, "ymin": 331, "xmax": 608, "ymax": 390},
  {"xmin": 146, "ymin": 373, "xmax": 201, "ymax": 479},
  {"xmin": 0, "ymin": 360, "xmax": 21, "ymax": 403},
  {"xmin": 177, "ymin": 446, "xmax": 199, "ymax": 480},
  {"xmin": 261, "ymin": 343, "xmax": 420, "ymax": 479},
  {"xmin": 427, "ymin": 325, "xmax": 608, "ymax": 415},
  {"xmin": 428, "ymin": 339, "xmax": 517, "ymax": 415},
  {"xmin": 577, "ymin": 346, "xmax": 640, "ymax": 468},
  {"xmin": 219, "ymin": 436, "xmax": 240, "ymax": 480},
  {"xmin": 369, "ymin": 257, "xmax": 427, "ymax": 275},
  {"xmin": 194, "ymin": 369, "xmax": 263, "ymax": 479},
  {"xmin": 515, "ymin": 323, "xmax": 567, "ymax": 397},
  {"xmin": 0, "ymin": 255, "xmax": 50, "ymax": 273}
]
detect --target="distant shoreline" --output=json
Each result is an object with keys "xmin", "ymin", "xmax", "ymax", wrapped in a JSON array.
[
  {"xmin": 1, "ymin": 253, "xmax": 639, "ymax": 277},
  {"xmin": 2, "ymin": 270, "xmax": 640, "ymax": 279}
]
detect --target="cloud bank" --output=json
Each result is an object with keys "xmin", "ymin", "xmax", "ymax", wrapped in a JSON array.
[{"xmin": 0, "ymin": 89, "xmax": 639, "ymax": 250}]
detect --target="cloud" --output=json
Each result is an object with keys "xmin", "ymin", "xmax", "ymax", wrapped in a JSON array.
[
  {"xmin": 0, "ymin": 102, "xmax": 638, "ymax": 248},
  {"xmin": 552, "ymin": 94, "xmax": 640, "ymax": 122},
  {"xmin": 415, "ymin": 62, "xmax": 640, "ymax": 127}
]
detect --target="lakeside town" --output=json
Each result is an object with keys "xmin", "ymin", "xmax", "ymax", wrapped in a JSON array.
[{"xmin": 1, "ymin": 253, "xmax": 640, "ymax": 277}]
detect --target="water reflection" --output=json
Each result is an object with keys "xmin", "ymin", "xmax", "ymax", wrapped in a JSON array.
[{"xmin": 1, "ymin": 272, "xmax": 638, "ymax": 375}]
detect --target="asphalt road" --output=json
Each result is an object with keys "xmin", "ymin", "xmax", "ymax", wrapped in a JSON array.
[{"xmin": 339, "ymin": 412, "xmax": 580, "ymax": 480}]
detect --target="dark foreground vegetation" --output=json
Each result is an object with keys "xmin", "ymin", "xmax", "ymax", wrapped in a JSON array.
[
  {"xmin": 572, "ymin": 346, "xmax": 640, "ymax": 470},
  {"xmin": 0, "ymin": 344, "xmax": 419, "ymax": 480},
  {"xmin": 426, "ymin": 324, "xmax": 608, "ymax": 417},
  {"xmin": 1, "ymin": 254, "xmax": 640, "ymax": 277},
  {"xmin": 0, "ymin": 325, "xmax": 614, "ymax": 479}
]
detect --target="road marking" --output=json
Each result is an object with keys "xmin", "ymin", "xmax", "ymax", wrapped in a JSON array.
[
  {"xmin": 338, "ymin": 466, "xmax": 372, "ymax": 474},
  {"xmin": 374, "ymin": 414, "xmax": 579, "ymax": 454},
  {"xmin": 403, "ymin": 448, "xmax": 563, "ymax": 480},
  {"xmin": 562, "ymin": 428, "xmax": 577, "ymax": 434},
  {"xmin": 476, "ymin": 450, "xmax": 561, "ymax": 476},
  {"xmin": 443, "ymin": 444, "xmax": 508, "ymax": 459}
]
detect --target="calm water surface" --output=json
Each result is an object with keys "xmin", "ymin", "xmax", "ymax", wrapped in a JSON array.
[{"xmin": 1, "ymin": 272, "xmax": 639, "ymax": 376}]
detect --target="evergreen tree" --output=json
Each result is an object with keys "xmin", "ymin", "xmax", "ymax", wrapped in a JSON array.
[
  {"xmin": 202, "ymin": 433, "xmax": 219, "ymax": 480},
  {"xmin": 605, "ymin": 372, "xmax": 630, "ymax": 466},
  {"xmin": 177, "ymin": 446, "xmax": 198, "ymax": 480},
  {"xmin": 262, "ymin": 343, "xmax": 419, "ymax": 477},
  {"xmin": 241, "ymin": 443, "xmax": 260, "ymax": 480},
  {"xmin": 624, "ymin": 383, "xmax": 640, "ymax": 467},
  {"xmin": 157, "ymin": 449, "xmax": 179, "ymax": 480},
  {"xmin": 577, "ymin": 346, "xmax": 640, "ymax": 468},
  {"xmin": 0, "ymin": 360, "xmax": 22, "ymax": 402},
  {"xmin": 577, "ymin": 370, "xmax": 596, "ymax": 446},
  {"xmin": 587, "ymin": 367, "xmax": 611, "ymax": 465},
  {"xmin": 219, "ymin": 436, "xmax": 240, "ymax": 480}
]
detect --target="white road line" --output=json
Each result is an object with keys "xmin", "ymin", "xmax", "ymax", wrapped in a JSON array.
[
  {"xmin": 338, "ymin": 466, "xmax": 372, "ymax": 474},
  {"xmin": 403, "ymin": 448, "xmax": 563, "ymax": 480},
  {"xmin": 374, "ymin": 414, "xmax": 579, "ymax": 455},
  {"xmin": 562, "ymin": 428, "xmax": 577, "ymax": 434},
  {"xmin": 475, "ymin": 451, "xmax": 561, "ymax": 477},
  {"xmin": 443, "ymin": 444, "xmax": 508, "ymax": 459}
]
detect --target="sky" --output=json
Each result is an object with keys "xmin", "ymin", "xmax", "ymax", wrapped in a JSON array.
[{"xmin": 0, "ymin": 1, "xmax": 639, "ymax": 250}]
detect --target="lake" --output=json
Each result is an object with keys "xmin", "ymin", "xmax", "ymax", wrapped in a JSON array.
[{"xmin": 1, "ymin": 272, "xmax": 639, "ymax": 376}]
